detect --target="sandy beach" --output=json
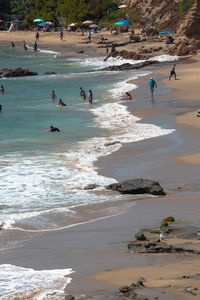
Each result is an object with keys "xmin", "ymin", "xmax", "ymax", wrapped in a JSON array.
[{"xmin": 1, "ymin": 30, "xmax": 200, "ymax": 299}]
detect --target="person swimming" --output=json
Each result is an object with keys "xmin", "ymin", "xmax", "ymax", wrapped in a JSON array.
[
  {"xmin": 58, "ymin": 98, "xmax": 67, "ymax": 106},
  {"xmin": 50, "ymin": 125, "xmax": 60, "ymax": 132}
]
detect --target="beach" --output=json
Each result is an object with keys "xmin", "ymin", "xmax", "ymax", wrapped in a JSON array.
[{"xmin": 0, "ymin": 30, "xmax": 200, "ymax": 300}]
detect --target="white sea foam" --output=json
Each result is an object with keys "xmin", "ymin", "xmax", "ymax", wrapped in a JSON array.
[{"xmin": 0, "ymin": 264, "xmax": 74, "ymax": 299}]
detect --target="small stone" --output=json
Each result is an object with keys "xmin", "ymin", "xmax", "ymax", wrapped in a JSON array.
[
  {"xmin": 135, "ymin": 232, "xmax": 147, "ymax": 241},
  {"xmin": 65, "ymin": 295, "xmax": 75, "ymax": 300}
]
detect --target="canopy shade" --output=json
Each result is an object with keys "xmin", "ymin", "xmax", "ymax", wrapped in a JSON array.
[
  {"xmin": 159, "ymin": 30, "xmax": 175, "ymax": 34},
  {"xmin": 33, "ymin": 19, "xmax": 44, "ymax": 22},
  {"xmin": 115, "ymin": 20, "xmax": 131, "ymax": 25}
]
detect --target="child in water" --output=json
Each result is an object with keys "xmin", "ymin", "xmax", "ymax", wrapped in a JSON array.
[{"xmin": 58, "ymin": 98, "xmax": 67, "ymax": 106}]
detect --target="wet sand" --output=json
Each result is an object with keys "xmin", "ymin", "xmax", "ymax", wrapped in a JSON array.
[{"xmin": 1, "ymin": 32, "xmax": 200, "ymax": 299}]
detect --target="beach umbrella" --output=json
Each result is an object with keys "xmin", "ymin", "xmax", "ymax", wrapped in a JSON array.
[
  {"xmin": 47, "ymin": 21, "xmax": 53, "ymax": 25},
  {"xmin": 82, "ymin": 20, "xmax": 93, "ymax": 24},
  {"xmin": 118, "ymin": 4, "xmax": 128, "ymax": 9},
  {"xmin": 115, "ymin": 20, "xmax": 131, "ymax": 25},
  {"xmin": 68, "ymin": 23, "xmax": 78, "ymax": 27},
  {"xmin": 13, "ymin": 19, "xmax": 21, "ymax": 23},
  {"xmin": 0, "ymin": 20, "xmax": 4, "ymax": 22},
  {"xmin": 33, "ymin": 18, "xmax": 44, "ymax": 22},
  {"xmin": 89, "ymin": 24, "xmax": 98, "ymax": 28},
  {"xmin": 159, "ymin": 30, "xmax": 175, "ymax": 34},
  {"xmin": 39, "ymin": 22, "xmax": 49, "ymax": 27}
]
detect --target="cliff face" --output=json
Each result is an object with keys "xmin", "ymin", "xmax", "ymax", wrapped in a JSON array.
[{"xmin": 125, "ymin": 0, "xmax": 200, "ymax": 38}]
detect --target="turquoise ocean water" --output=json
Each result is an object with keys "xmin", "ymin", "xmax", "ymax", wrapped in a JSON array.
[{"xmin": 0, "ymin": 45, "xmax": 177, "ymax": 298}]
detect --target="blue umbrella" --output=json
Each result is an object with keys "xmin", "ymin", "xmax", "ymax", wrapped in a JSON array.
[
  {"xmin": 14, "ymin": 19, "xmax": 21, "ymax": 23},
  {"xmin": 159, "ymin": 30, "xmax": 175, "ymax": 34},
  {"xmin": 115, "ymin": 20, "xmax": 131, "ymax": 25},
  {"xmin": 33, "ymin": 19, "xmax": 44, "ymax": 22},
  {"xmin": 39, "ymin": 22, "xmax": 49, "ymax": 27}
]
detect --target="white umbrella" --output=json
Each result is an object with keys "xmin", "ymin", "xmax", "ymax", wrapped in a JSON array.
[
  {"xmin": 82, "ymin": 20, "xmax": 93, "ymax": 24},
  {"xmin": 89, "ymin": 24, "xmax": 98, "ymax": 28},
  {"xmin": 118, "ymin": 5, "xmax": 128, "ymax": 9}
]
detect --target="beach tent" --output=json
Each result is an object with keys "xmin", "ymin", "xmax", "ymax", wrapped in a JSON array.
[
  {"xmin": 82, "ymin": 20, "xmax": 93, "ymax": 24},
  {"xmin": 118, "ymin": 4, "xmax": 128, "ymax": 8},
  {"xmin": 115, "ymin": 20, "xmax": 131, "ymax": 25},
  {"xmin": 33, "ymin": 19, "xmax": 44, "ymax": 22},
  {"xmin": 159, "ymin": 30, "xmax": 175, "ymax": 34}
]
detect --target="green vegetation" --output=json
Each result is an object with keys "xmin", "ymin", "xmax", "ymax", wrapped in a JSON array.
[
  {"xmin": 0, "ymin": 0, "xmax": 10, "ymax": 13},
  {"xmin": 178, "ymin": 0, "xmax": 195, "ymax": 13},
  {"xmin": 10, "ymin": 0, "xmax": 32, "ymax": 15}
]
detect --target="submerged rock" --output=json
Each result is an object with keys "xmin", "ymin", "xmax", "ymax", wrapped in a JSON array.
[
  {"xmin": 106, "ymin": 178, "xmax": 166, "ymax": 195},
  {"xmin": 99, "ymin": 60, "xmax": 160, "ymax": 71},
  {"xmin": 0, "ymin": 68, "xmax": 38, "ymax": 78}
]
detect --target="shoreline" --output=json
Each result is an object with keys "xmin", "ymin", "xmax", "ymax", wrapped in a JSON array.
[{"xmin": 1, "ymin": 31, "xmax": 200, "ymax": 299}]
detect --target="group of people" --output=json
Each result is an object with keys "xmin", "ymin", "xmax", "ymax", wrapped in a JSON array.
[
  {"xmin": 50, "ymin": 90, "xmax": 67, "ymax": 106},
  {"xmin": 80, "ymin": 87, "xmax": 93, "ymax": 104}
]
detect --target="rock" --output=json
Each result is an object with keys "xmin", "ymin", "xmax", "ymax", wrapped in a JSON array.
[
  {"xmin": 106, "ymin": 179, "xmax": 166, "ymax": 196},
  {"xmin": 162, "ymin": 216, "xmax": 175, "ymax": 223},
  {"xmin": 99, "ymin": 60, "xmax": 160, "ymax": 72},
  {"xmin": 184, "ymin": 286, "xmax": 197, "ymax": 296},
  {"xmin": 0, "ymin": 68, "xmax": 38, "ymax": 78},
  {"xmin": 77, "ymin": 50, "xmax": 84, "ymax": 53},
  {"xmin": 168, "ymin": 38, "xmax": 200, "ymax": 56},
  {"xmin": 84, "ymin": 184, "xmax": 99, "ymax": 190},
  {"xmin": 65, "ymin": 295, "xmax": 75, "ymax": 300},
  {"xmin": 44, "ymin": 72, "xmax": 57, "ymax": 75},
  {"xmin": 119, "ymin": 286, "xmax": 130, "ymax": 294},
  {"xmin": 104, "ymin": 141, "xmax": 121, "ymax": 147},
  {"xmin": 136, "ymin": 277, "xmax": 145, "ymax": 287},
  {"xmin": 135, "ymin": 232, "xmax": 147, "ymax": 241},
  {"xmin": 130, "ymin": 35, "xmax": 141, "ymax": 42}
]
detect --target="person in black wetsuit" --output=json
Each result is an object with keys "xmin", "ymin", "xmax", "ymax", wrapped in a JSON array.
[
  {"xmin": 58, "ymin": 98, "xmax": 67, "ymax": 106},
  {"xmin": 50, "ymin": 126, "xmax": 60, "ymax": 132}
]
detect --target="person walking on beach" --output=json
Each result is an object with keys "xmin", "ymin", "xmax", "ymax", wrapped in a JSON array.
[
  {"xmin": 51, "ymin": 90, "xmax": 57, "ymax": 101},
  {"xmin": 169, "ymin": 64, "xmax": 177, "ymax": 80},
  {"xmin": 34, "ymin": 41, "xmax": 38, "ymax": 51},
  {"xmin": 88, "ymin": 89, "xmax": 93, "ymax": 104},
  {"xmin": 35, "ymin": 31, "xmax": 40, "ymax": 42},
  {"xmin": 1, "ymin": 85, "xmax": 5, "ymax": 95},
  {"xmin": 149, "ymin": 77, "xmax": 157, "ymax": 96},
  {"xmin": 60, "ymin": 30, "xmax": 63, "ymax": 40},
  {"xmin": 88, "ymin": 31, "xmax": 92, "ymax": 43}
]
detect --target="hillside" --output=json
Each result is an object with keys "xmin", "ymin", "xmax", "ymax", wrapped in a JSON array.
[{"xmin": 125, "ymin": 0, "xmax": 200, "ymax": 38}]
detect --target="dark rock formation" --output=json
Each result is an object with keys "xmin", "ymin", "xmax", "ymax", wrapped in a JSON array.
[
  {"xmin": 168, "ymin": 38, "xmax": 200, "ymax": 56},
  {"xmin": 135, "ymin": 232, "xmax": 147, "ymax": 241},
  {"xmin": 111, "ymin": 49, "xmax": 147, "ymax": 60},
  {"xmin": 106, "ymin": 179, "xmax": 166, "ymax": 195},
  {"xmin": 162, "ymin": 216, "xmax": 175, "ymax": 223},
  {"xmin": 128, "ymin": 240, "xmax": 200, "ymax": 255},
  {"xmin": 100, "ymin": 60, "xmax": 160, "ymax": 72},
  {"xmin": 65, "ymin": 295, "xmax": 75, "ymax": 300},
  {"xmin": 0, "ymin": 68, "xmax": 38, "ymax": 78},
  {"xmin": 44, "ymin": 72, "xmax": 57, "ymax": 75},
  {"xmin": 84, "ymin": 184, "xmax": 99, "ymax": 190}
]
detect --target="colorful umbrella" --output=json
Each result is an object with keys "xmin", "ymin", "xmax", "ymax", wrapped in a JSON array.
[
  {"xmin": 47, "ymin": 22, "xmax": 52, "ymax": 25},
  {"xmin": 82, "ymin": 20, "xmax": 93, "ymax": 24},
  {"xmin": 115, "ymin": 20, "xmax": 131, "ymax": 25},
  {"xmin": 33, "ymin": 19, "xmax": 44, "ymax": 22},
  {"xmin": 118, "ymin": 4, "xmax": 128, "ymax": 9},
  {"xmin": 68, "ymin": 23, "xmax": 78, "ymax": 27},
  {"xmin": 0, "ymin": 20, "xmax": 4, "ymax": 22},
  {"xmin": 159, "ymin": 30, "xmax": 175, "ymax": 34},
  {"xmin": 39, "ymin": 22, "xmax": 49, "ymax": 27}
]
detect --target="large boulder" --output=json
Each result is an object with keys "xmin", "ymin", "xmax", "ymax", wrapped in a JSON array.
[
  {"xmin": 106, "ymin": 179, "xmax": 166, "ymax": 195},
  {"xmin": 0, "ymin": 68, "xmax": 38, "ymax": 78}
]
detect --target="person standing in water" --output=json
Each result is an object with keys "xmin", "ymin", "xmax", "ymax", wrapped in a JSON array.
[
  {"xmin": 23, "ymin": 40, "xmax": 28, "ymax": 51},
  {"xmin": 88, "ymin": 89, "xmax": 93, "ymax": 104},
  {"xmin": 58, "ymin": 98, "xmax": 67, "ymax": 106},
  {"xmin": 51, "ymin": 90, "xmax": 57, "ymax": 101},
  {"xmin": 35, "ymin": 31, "xmax": 40, "ymax": 42},
  {"xmin": 34, "ymin": 41, "xmax": 38, "ymax": 51},
  {"xmin": 169, "ymin": 64, "xmax": 177, "ymax": 80},
  {"xmin": 1, "ymin": 85, "xmax": 4, "ymax": 94},
  {"xmin": 149, "ymin": 77, "xmax": 157, "ymax": 96},
  {"xmin": 11, "ymin": 41, "xmax": 15, "ymax": 48},
  {"xmin": 60, "ymin": 30, "xmax": 63, "ymax": 40}
]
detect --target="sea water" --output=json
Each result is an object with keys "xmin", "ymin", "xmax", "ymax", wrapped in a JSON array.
[{"xmin": 0, "ymin": 46, "xmax": 176, "ymax": 298}]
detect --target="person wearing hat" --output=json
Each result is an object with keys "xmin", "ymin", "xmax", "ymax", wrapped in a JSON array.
[{"xmin": 149, "ymin": 77, "xmax": 157, "ymax": 96}]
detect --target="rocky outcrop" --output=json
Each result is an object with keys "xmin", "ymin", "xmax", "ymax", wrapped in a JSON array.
[
  {"xmin": 99, "ymin": 60, "xmax": 160, "ymax": 71},
  {"xmin": 106, "ymin": 178, "xmax": 166, "ymax": 195},
  {"xmin": 0, "ymin": 68, "xmax": 38, "ymax": 78},
  {"xmin": 111, "ymin": 50, "xmax": 147, "ymax": 60},
  {"xmin": 128, "ymin": 240, "xmax": 200, "ymax": 255},
  {"xmin": 178, "ymin": 0, "xmax": 200, "ymax": 38},
  {"xmin": 135, "ymin": 232, "xmax": 147, "ymax": 241},
  {"xmin": 168, "ymin": 38, "xmax": 200, "ymax": 56}
]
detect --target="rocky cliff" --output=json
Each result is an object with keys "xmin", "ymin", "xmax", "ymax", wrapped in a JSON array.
[{"xmin": 125, "ymin": 0, "xmax": 200, "ymax": 38}]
